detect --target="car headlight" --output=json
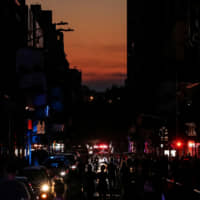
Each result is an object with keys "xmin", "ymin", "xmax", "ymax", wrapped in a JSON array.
[
  {"xmin": 71, "ymin": 165, "xmax": 77, "ymax": 170},
  {"xmin": 40, "ymin": 184, "xmax": 49, "ymax": 192},
  {"xmin": 60, "ymin": 171, "xmax": 66, "ymax": 177},
  {"xmin": 99, "ymin": 158, "xmax": 104, "ymax": 163}
]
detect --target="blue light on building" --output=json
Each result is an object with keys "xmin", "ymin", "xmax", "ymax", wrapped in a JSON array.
[{"xmin": 45, "ymin": 105, "xmax": 49, "ymax": 117}]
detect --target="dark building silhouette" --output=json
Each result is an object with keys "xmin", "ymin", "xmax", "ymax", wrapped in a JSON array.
[
  {"xmin": 26, "ymin": 4, "xmax": 82, "ymax": 151},
  {"xmin": 0, "ymin": 0, "xmax": 82, "ymax": 156},
  {"xmin": 127, "ymin": 0, "xmax": 200, "ymax": 155},
  {"xmin": 0, "ymin": 0, "xmax": 29, "ymax": 155},
  {"xmin": 127, "ymin": 0, "xmax": 181, "ymax": 114},
  {"xmin": 127, "ymin": 0, "xmax": 200, "ymax": 112}
]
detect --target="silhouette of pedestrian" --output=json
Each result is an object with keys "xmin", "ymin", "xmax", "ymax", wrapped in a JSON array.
[
  {"xmin": 94, "ymin": 155, "xmax": 99, "ymax": 172},
  {"xmin": 120, "ymin": 161, "xmax": 129, "ymax": 200},
  {"xmin": 64, "ymin": 164, "xmax": 84, "ymax": 200},
  {"xmin": 83, "ymin": 164, "xmax": 96, "ymax": 200},
  {"xmin": 135, "ymin": 159, "xmax": 145, "ymax": 200},
  {"xmin": 107, "ymin": 158, "xmax": 117, "ymax": 199},
  {"xmin": 97, "ymin": 165, "xmax": 108, "ymax": 200},
  {"xmin": 54, "ymin": 179, "xmax": 64, "ymax": 200}
]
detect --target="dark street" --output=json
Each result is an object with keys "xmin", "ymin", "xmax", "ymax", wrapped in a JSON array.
[{"xmin": 1, "ymin": 0, "xmax": 200, "ymax": 199}]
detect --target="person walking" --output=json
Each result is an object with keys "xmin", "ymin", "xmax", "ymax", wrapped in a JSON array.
[
  {"xmin": 97, "ymin": 165, "xmax": 108, "ymax": 200},
  {"xmin": 119, "ymin": 161, "xmax": 129, "ymax": 200},
  {"xmin": 107, "ymin": 158, "xmax": 117, "ymax": 199},
  {"xmin": 83, "ymin": 164, "xmax": 96, "ymax": 200},
  {"xmin": 64, "ymin": 165, "xmax": 84, "ymax": 200},
  {"xmin": 54, "ymin": 179, "xmax": 65, "ymax": 200}
]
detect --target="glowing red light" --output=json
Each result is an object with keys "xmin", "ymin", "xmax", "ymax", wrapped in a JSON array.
[
  {"xmin": 176, "ymin": 141, "xmax": 182, "ymax": 147},
  {"xmin": 99, "ymin": 144, "xmax": 108, "ymax": 149},
  {"xmin": 27, "ymin": 119, "xmax": 32, "ymax": 130}
]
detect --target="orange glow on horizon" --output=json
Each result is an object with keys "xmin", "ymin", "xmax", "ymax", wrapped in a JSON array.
[{"xmin": 27, "ymin": 0, "xmax": 126, "ymax": 90}]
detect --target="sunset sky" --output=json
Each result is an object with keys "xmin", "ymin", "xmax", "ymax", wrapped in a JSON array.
[{"xmin": 27, "ymin": 0, "xmax": 127, "ymax": 91}]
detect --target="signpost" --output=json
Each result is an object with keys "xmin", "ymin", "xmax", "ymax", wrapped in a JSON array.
[{"xmin": 27, "ymin": 119, "xmax": 32, "ymax": 165}]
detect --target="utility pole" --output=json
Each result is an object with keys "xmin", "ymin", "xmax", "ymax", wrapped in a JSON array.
[
  {"xmin": 27, "ymin": 22, "xmax": 74, "ymax": 44},
  {"xmin": 55, "ymin": 21, "xmax": 69, "ymax": 26},
  {"xmin": 55, "ymin": 21, "xmax": 74, "ymax": 32}
]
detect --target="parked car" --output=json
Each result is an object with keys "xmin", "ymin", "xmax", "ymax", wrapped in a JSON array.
[
  {"xmin": 0, "ymin": 177, "xmax": 33, "ymax": 200},
  {"xmin": 16, "ymin": 176, "xmax": 36, "ymax": 200},
  {"xmin": 19, "ymin": 165, "xmax": 53, "ymax": 200}
]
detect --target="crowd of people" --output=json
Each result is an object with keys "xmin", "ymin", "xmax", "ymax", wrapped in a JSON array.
[
  {"xmin": 0, "ymin": 153, "xmax": 200, "ymax": 200},
  {"xmin": 61, "ymin": 154, "xmax": 158, "ymax": 200},
  {"xmin": 64, "ymin": 153, "xmax": 200, "ymax": 200}
]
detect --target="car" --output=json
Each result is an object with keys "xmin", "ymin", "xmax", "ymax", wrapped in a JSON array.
[
  {"xmin": 42, "ymin": 153, "xmax": 78, "ymax": 179},
  {"xmin": 0, "ymin": 177, "xmax": 33, "ymax": 200},
  {"xmin": 56, "ymin": 152, "xmax": 77, "ymax": 165},
  {"xmin": 16, "ymin": 176, "xmax": 36, "ymax": 200},
  {"xmin": 71, "ymin": 144, "xmax": 89, "ymax": 163},
  {"xmin": 19, "ymin": 165, "xmax": 53, "ymax": 200}
]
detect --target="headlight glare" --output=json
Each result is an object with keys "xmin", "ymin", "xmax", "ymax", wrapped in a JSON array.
[
  {"xmin": 60, "ymin": 171, "xmax": 66, "ymax": 176},
  {"xmin": 71, "ymin": 165, "xmax": 76, "ymax": 170},
  {"xmin": 41, "ymin": 184, "xmax": 49, "ymax": 192}
]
